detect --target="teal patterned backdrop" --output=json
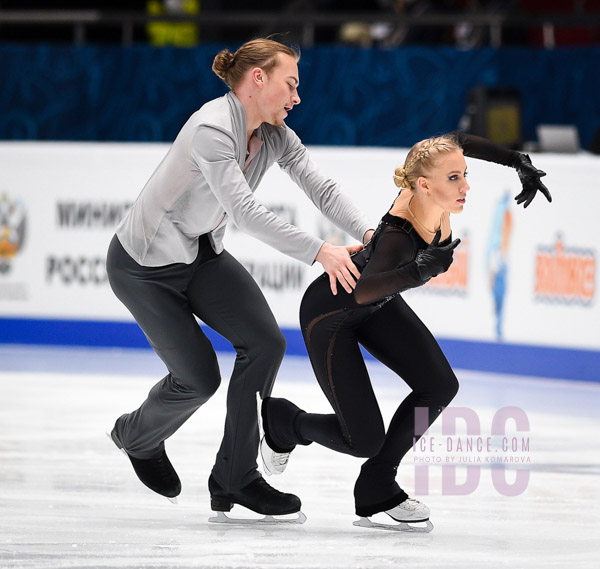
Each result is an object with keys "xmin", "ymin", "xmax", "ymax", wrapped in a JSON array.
[{"xmin": 1, "ymin": 44, "xmax": 598, "ymax": 148}]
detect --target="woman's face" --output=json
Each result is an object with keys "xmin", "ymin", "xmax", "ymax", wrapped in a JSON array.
[
  {"xmin": 420, "ymin": 150, "xmax": 470, "ymax": 214},
  {"xmin": 257, "ymin": 53, "xmax": 301, "ymax": 127}
]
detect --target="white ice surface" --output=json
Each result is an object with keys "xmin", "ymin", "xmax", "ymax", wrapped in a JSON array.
[{"xmin": 0, "ymin": 345, "xmax": 599, "ymax": 568}]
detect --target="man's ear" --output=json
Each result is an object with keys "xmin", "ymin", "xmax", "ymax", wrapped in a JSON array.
[{"xmin": 251, "ymin": 67, "xmax": 264, "ymax": 86}]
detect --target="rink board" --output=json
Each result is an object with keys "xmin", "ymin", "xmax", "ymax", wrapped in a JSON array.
[
  {"xmin": 0, "ymin": 142, "xmax": 598, "ymax": 381},
  {"xmin": 0, "ymin": 316, "xmax": 598, "ymax": 383}
]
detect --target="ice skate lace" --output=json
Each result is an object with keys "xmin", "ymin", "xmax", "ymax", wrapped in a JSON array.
[
  {"xmin": 402, "ymin": 499, "xmax": 422, "ymax": 511},
  {"xmin": 254, "ymin": 476, "xmax": 287, "ymax": 498},
  {"xmin": 272, "ymin": 452, "xmax": 290, "ymax": 467},
  {"xmin": 154, "ymin": 455, "xmax": 175, "ymax": 481}
]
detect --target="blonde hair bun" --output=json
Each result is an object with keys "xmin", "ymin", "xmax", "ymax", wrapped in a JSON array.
[{"xmin": 393, "ymin": 167, "xmax": 409, "ymax": 189}]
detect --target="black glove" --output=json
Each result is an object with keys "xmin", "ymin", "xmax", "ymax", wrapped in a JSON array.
[
  {"xmin": 513, "ymin": 153, "xmax": 552, "ymax": 208},
  {"xmin": 414, "ymin": 231, "xmax": 461, "ymax": 282}
]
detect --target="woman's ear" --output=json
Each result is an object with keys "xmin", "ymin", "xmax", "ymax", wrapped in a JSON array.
[{"xmin": 417, "ymin": 176, "xmax": 429, "ymax": 193}]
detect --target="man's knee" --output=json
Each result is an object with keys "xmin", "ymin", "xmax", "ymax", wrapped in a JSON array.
[
  {"xmin": 269, "ymin": 328, "xmax": 287, "ymax": 360},
  {"xmin": 247, "ymin": 326, "xmax": 286, "ymax": 362},
  {"xmin": 166, "ymin": 357, "xmax": 222, "ymax": 402}
]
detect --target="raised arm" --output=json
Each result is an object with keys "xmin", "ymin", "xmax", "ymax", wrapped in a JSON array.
[{"xmin": 451, "ymin": 131, "xmax": 552, "ymax": 208}]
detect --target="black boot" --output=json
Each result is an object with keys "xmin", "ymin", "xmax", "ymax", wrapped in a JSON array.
[
  {"xmin": 209, "ymin": 475, "xmax": 301, "ymax": 516},
  {"xmin": 110, "ymin": 423, "xmax": 181, "ymax": 499},
  {"xmin": 353, "ymin": 461, "xmax": 407, "ymax": 517},
  {"xmin": 261, "ymin": 397, "xmax": 311, "ymax": 453}
]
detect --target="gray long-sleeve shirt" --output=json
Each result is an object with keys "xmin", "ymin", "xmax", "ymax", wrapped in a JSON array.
[{"xmin": 116, "ymin": 91, "xmax": 372, "ymax": 267}]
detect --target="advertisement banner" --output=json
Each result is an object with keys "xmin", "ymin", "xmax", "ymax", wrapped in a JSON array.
[{"xmin": 0, "ymin": 142, "xmax": 597, "ymax": 354}]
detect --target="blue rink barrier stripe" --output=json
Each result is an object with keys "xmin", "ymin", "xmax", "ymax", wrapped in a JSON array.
[{"xmin": 0, "ymin": 317, "xmax": 597, "ymax": 383}]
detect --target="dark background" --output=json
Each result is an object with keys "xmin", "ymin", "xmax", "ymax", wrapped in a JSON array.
[{"xmin": 1, "ymin": 1, "xmax": 599, "ymax": 149}]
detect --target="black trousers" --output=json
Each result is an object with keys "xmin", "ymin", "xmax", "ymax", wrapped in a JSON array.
[
  {"xmin": 299, "ymin": 273, "xmax": 459, "ymax": 514},
  {"xmin": 106, "ymin": 234, "xmax": 286, "ymax": 492}
]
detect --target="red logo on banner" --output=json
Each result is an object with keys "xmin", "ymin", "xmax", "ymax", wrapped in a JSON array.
[
  {"xmin": 535, "ymin": 236, "xmax": 595, "ymax": 304},
  {"xmin": 0, "ymin": 193, "xmax": 27, "ymax": 275}
]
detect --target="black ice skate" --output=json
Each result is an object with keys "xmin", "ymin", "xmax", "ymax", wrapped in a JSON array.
[
  {"xmin": 208, "ymin": 475, "xmax": 306, "ymax": 525},
  {"xmin": 108, "ymin": 426, "xmax": 181, "ymax": 503},
  {"xmin": 354, "ymin": 498, "xmax": 434, "ymax": 533}
]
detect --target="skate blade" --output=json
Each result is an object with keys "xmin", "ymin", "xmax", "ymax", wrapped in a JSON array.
[
  {"xmin": 256, "ymin": 392, "xmax": 280, "ymax": 477},
  {"xmin": 256, "ymin": 393, "xmax": 272, "ymax": 476},
  {"xmin": 353, "ymin": 516, "xmax": 433, "ymax": 533},
  {"xmin": 106, "ymin": 431, "xmax": 128, "ymax": 455},
  {"xmin": 256, "ymin": 391, "xmax": 265, "ymax": 439},
  {"xmin": 209, "ymin": 510, "xmax": 307, "ymax": 525}
]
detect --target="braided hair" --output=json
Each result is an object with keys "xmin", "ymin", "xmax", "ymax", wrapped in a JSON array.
[{"xmin": 393, "ymin": 135, "xmax": 462, "ymax": 191}]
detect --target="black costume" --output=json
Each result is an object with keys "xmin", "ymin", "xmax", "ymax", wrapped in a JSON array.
[
  {"xmin": 262, "ymin": 132, "xmax": 551, "ymax": 517},
  {"xmin": 298, "ymin": 210, "xmax": 457, "ymax": 516}
]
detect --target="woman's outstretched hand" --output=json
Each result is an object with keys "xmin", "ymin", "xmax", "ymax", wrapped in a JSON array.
[{"xmin": 514, "ymin": 154, "xmax": 552, "ymax": 208}]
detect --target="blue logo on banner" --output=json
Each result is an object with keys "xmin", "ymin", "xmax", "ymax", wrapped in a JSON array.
[{"xmin": 486, "ymin": 192, "xmax": 513, "ymax": 340}]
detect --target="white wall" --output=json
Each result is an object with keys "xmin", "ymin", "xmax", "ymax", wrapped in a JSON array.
[{"xmin": 0, "ymin": 142, "xmax": 597, "ymax": 352}]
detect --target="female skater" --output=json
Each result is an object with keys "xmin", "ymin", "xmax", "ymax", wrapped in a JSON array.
[
  {"xmin": 261, "ymin": 133, "xmax": 551, "ymax": 528},
  {"xmin": 106, "ymin": 38, "xmax": 374, "ymax": 521}
]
